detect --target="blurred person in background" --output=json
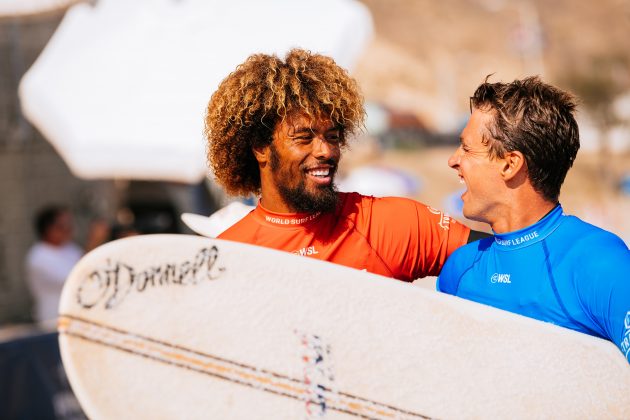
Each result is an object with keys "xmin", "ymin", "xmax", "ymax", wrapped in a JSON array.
[
  {"xmin": 437, "ymin": 76, "xmax": 630, "ymax": 363},
  {"xmin": 25, "ymin": 205, "xmax": 110, "ymax": 324},
  {"xmin": 205, "ymin": 48, "xmax": 488, "ymax": 282}
]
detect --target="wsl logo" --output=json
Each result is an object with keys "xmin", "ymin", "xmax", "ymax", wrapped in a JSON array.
[{"xmin": 491, "ymin": 273, "xmax": 511, "ymax": 284}]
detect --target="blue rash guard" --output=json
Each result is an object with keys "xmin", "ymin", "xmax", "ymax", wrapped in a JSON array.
[{"xmin": 437, "ymin": 204, "xmax": 630, "ymax": 363}]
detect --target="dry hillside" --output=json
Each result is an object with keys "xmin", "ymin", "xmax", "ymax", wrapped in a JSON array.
[{"xmin": 355, "ymin": 0, "xmax": 630, "ymax": 131}]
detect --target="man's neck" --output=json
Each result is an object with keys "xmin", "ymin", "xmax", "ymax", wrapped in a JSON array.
[
  {"xmin": 258, "ymin": 170, "xmax": 302, "ymax": 213},
  {"xmin": 490, "ymin": 196, "xmax": 557, "ymax": 234},
  {"xmin": 259, "ymin": 197, "xmax": 301, "ymax": 214}
]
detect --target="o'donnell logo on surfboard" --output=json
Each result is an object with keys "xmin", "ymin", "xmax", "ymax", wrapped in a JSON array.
[{"xmin": 76, "ymin": 246, "xmax": 225, "ymax": 310}]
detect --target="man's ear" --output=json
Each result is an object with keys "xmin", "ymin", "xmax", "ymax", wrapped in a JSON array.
[
  {"xmin": 252, "ymin": 144, "xmax": 270, "ymax": 165},
  {"xmin": 501, "ymin": 151, "xmax": 526, "ymax": 181}
]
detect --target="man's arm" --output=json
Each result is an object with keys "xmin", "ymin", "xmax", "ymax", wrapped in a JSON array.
[
  {"xmin": 596, "ymin": 272, "xmax": 630, "ymax": 364},
  {"xmin": 576, "ymin": 239, "xmax": 630, "ymax": 363},
  {"xmin": 436, "ymin": 253, "xmax": 460, "ymax": 295},
  {"xmin": 366, "ymin": 197, "xmax": 471, "ymax": 280}
]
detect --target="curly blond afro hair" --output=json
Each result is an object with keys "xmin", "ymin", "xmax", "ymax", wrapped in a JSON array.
[{"xmin": 204, "ymin": 48, "xmax": 365, "ymax": 196}]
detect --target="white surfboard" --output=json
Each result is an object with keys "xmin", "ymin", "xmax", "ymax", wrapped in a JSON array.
[{"xmin": 58, "ymin": 235, "xmax": 630, "ymax": 419}]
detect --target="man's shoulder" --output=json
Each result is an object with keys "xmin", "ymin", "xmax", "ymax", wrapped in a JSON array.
[
  {"xmin": 217, "ymin": 210, "xmax": 257, "ymax": 240},
  {"xmin": 337, "ymin": 192, "xmax": 437, "ymax": 232},
  {"xmin": 447, "ymin": 236, "xmax": 493, "ymax": 264},
  {"xmin": 26, "ymin": 241, "xmax": 83, "ymax": 268},
  {"xmin": 438, "ymin": 237, "xmax": 493, "ymax": 293},
  {"xmin": 555, "ymin": 215, "xmax": 628, "ymax": 254},
  {"xmin": 551, "ymin": 216, "xmax": 629, "ymax": 277},
  {"xmin": 338, "ymin": 191, "xmax": 421, "ymax": 206},
  {"xmin": 26, "ymin": 242, "xmax": 69, "ymax": 259},
  {"xmin": 440, "ymin": 238, "xmax": 493, "ymax": 281},
  {"xmin": 338, "ymin": 191, "xmax": 378, "ymax": 208},
  {"xmin": 26, "ymin": 242, "xmax": 46, "ymax": 264},
  {"xmin": 338, "ymin": 191, "xmax": 431, "ymax": 215}
]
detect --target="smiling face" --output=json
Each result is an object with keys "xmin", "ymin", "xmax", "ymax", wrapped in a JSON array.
[
  {"xmin": 257, "ymin": 111, "xmax": 342, "ymax": 213},
  {"xmin": 448, "ymin": 108, "xmax": 507, "ymax": 224}
]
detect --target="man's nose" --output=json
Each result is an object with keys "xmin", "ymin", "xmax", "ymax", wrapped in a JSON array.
[
  {"xmin": 448, "ymin": 149, "xmax": 461, "ymax": 168},
  {"xmin": 312, "ymin": 137, "xmax": 338, "ymax": 159}
]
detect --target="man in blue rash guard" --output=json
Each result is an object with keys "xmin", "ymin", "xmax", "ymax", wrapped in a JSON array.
[{"xmin": 437, "ymin": 76, "xmax": 630, "ymax": 363}]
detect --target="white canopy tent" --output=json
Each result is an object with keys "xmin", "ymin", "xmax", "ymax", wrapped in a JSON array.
[{"xmin": 19, "ymin": 0, "xmax": 373, "ymax": 184}]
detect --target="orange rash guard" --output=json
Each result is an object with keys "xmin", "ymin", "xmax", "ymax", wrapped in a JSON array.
[{"xmin": 218, "ymin": 192, "xmax": 470, "ymax": 281}]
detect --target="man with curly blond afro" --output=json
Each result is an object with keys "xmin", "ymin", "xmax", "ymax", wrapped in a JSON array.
[{"xmin": 205, "ymin": 49, "xmax": 482, "ymax": 281}]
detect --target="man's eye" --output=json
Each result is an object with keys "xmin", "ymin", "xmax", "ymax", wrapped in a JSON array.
[{"xmin": 326, "ymin": 131, "xmax": 341, "ymax": 140}]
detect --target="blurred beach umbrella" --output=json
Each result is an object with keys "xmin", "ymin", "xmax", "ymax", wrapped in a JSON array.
[
  {"xmin": 19, "ymin": 0, "xmax": 373, "ymax": 184},
  {"xmin": 0, "ymin": 0, "xmax": 81, "ymax": 19}
]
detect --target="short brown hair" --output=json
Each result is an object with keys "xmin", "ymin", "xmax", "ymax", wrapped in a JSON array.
[
  {"xmin": 204, "ymin": 49, "xmax": 365, "ymax": 196},
  {"xmin": 471, "ymin": 76, "xmax": 580, "ymax": 202}
]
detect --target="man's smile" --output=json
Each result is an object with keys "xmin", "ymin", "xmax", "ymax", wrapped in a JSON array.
[{"xmin": 304, "ymin": 164, "xmax": 335, "ymax": 186}]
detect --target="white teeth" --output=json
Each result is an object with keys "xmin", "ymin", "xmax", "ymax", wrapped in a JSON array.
[
  {"xmin": 309, "ymin": 168, "xmax": 330, "ymax": 177},
  {"xmin": 458, "ymin": 175, "xmax": 465, "ymax": 184}
]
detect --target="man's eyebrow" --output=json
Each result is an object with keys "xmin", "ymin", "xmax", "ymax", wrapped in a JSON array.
[
  {"xmin": 290, "ymin": 124, "xmax": 340, "ymax": 135},
  {"xmin": 289, "ymin": 126, "xmax": 313, "ymax": 135}
]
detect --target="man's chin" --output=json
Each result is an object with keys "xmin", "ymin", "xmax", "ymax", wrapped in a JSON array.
[
  {"xmin": 461, "ymin": 206, "xmax": 479, "ymax": 222},
  {"xmin": 281, "ymin": 184, "xmax": 338, "ymax": 213},
  {"xmin": 462, "ymin": 207, "xmax": 489, "ymax": 225},
  {"xmin": 305, "ymin": 187, "xmax": 339, "ymax": 213}
]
